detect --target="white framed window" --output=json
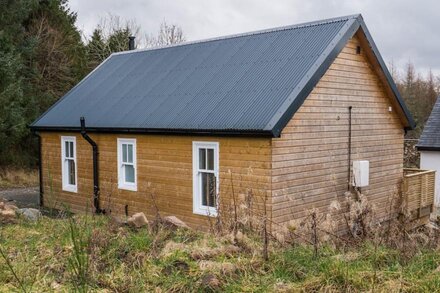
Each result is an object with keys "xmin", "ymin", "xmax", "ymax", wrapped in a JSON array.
[
  {"xmin": 117, "ymin": 138, "xmax": 137, "ymax": 191},
  {"xmin": 61, "ymin": 136, "xmax": 77, "ymax": 193},
  {"xmin": 193, "ymin": 141, "xmax": 219, "ymax": 216}
]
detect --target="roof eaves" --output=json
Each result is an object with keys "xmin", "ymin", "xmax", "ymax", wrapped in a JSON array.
[
  {"xmin": 29, "ymin": 125, "xmax": 274, "ymax": 137},
  {"xmin": 416, "ymin": 145, "xmax": 440, "ymax": 152},
  {"xmin": 265, "ymin": 16, "xmax": 361, "ymax": 137}
]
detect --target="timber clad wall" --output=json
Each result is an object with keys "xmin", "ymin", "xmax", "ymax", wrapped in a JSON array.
[
  {"xmin": 40, "ymin": 133, "xmax": 272, "ymax": 228},
  {"xmin": 271, "ymin": 34, "xmax": 404, "ymax": 229}
]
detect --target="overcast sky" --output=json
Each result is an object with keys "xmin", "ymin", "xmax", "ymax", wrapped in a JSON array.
[{"xmin": 69, "ymin": 0, "xmax": 439, "ymax": 77}]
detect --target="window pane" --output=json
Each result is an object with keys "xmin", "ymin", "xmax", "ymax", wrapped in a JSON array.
[
  {"xmin": 68, "ymin": 159, "xmax": 75, "ymax": 185},
  {"xmin": 127, "ymin": 144, "xmax": 133, "ymax": 163},
  {"xmin": 199, "ymin": 148, "xmax": 206, "ymax": 169},
  {"xmin": 207, "ymin": 149, "xmax": 214, "ymax": 170},
  {"xmin": 125, "ymin": 165, "xmax": 135, "ymax": 183},
  {"xmin": 201, "ymin": 172, "xmax": 216, "ymax": 207},
  {"xmin": 122, "ymin": 144, "xmax": 127, "ymax": 162},
  {"xmin": 69, "ymin": 142, "xmax": 74, "ymax": 158},
  {"xmin": 65, "ymin": 141, "xmax": 70, "ymax": 157}
]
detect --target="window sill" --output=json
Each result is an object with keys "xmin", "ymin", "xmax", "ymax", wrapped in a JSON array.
[
  {"xmin": 118, "ymin": 183, "xmax": 137, "ymax": 192},
  {"xmin": 62, "ymin": 185, "xmax": 77, "ymax": 193},
  {"xmin": 193, "ymin": 206, "xmax": 218, "ymax": 217}
]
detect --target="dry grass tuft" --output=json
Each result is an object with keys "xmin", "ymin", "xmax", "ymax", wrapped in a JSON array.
[{"xmin": 0, "ymin": 168, "xmax": 38, "ymax": 188}]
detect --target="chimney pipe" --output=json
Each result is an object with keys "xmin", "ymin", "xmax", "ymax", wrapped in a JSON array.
[{"xmin": 128, "ymin": 36, "xmax": 135, "ymax": 50}]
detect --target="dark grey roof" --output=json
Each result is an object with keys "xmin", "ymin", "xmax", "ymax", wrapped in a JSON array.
[
  {"xmin": 418, "ymin": 96, "xmax": 440, "ymax": 150},
  {"xmin": 30, "ymin": 14, "xmax": 414, "ymax": 137}
]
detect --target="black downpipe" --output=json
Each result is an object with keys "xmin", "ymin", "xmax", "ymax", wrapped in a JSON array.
[
  {"xmin": 80, "ymin": 117, "xmax": 103, "ymax": 214},
  {"xmin": 35, "ymin": 132, "xmax": 44, "ymax": 207},
  {"xmin": 347, "ymin": 106, "xmax": 353, "ymax": 191}
]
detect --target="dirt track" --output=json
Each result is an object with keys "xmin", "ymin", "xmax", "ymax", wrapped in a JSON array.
[{"xmin": 0, "ymin": 187, "xmax": 39, "ymax": 208}]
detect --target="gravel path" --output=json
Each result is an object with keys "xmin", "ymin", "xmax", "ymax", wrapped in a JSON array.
[{"xmin": 0, "ymin": 187, "xmax": 39, "ymax": 208}]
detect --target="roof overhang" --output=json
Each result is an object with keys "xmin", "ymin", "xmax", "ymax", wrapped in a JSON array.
[
  {"xmin": 29, "ymin": 125, "xmax": 274, "ymax": 137},
  {"xmin": 416, "ymin": 146, "xmax": 440, "ymax": 152}
]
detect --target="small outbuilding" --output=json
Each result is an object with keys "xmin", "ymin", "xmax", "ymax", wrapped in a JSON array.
[
  {"xmin": 417, "ymin": 96, "xmax": 440, "ymax": 208},
  {"xmin": 30, "ymin": 15, "xmax": 415, "ymax": 231}
]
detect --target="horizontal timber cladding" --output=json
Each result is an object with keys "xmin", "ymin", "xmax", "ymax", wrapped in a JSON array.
[
  {"xmin": 40, "ymin": 133, "xmax": 272, "ymax": 229},
  {"xmin": 271, "ymin": 34, "xmax": 404, "ymax": 233}
]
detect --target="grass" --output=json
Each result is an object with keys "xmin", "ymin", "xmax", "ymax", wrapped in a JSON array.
[
  {"xmin": 0, "ymin": 214, "xmax": 440, "ymax": 292},
  {"xmin": 0, "ymin": 168, "xmax": 38, "ymax": 188}
]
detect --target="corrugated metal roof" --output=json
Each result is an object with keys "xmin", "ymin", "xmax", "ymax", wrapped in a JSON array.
[
  {"xmin": 418, "ymin": 96, "xmax": 440, "ymax": 150},
  {"xmin": 30, "ymin": 14, "xmax": 414, "ymax": 136}
]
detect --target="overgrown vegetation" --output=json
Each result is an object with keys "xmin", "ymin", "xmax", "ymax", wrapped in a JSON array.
[
  {"xmin": 0, "ymin": 213, "xmax": 440, "ymax": 292},
  {"xmin": 1, "ymin": 190, "xmax": 440, "ymax": 292},
  {"xmin": 0, "ymin": 168, "xmax": 38, "ymax": 188}
]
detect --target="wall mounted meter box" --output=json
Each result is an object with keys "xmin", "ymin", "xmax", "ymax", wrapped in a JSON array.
[{"xmin": 352, "ymin": 160, "xmax": 369, "ymax": 187}]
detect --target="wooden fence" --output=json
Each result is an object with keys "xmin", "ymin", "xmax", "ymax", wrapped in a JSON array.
[{"xmin": 402, "ymin": 168, "xmax": 435, "ymax": 221}]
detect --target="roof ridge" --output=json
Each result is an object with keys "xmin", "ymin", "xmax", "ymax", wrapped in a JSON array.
[{"xmin": 112, "ymin": 14, "xmax": 361, "ymax": 57}]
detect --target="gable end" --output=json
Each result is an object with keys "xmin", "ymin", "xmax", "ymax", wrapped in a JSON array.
[{"xmin": 267, "ymin": 16, "xmax": 415, "ymax": 137}]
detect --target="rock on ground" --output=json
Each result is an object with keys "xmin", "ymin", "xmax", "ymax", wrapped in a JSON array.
[
  {"xmin": 127, "ymin": 212, "xmax": 148, "ymax": 228},
  {"xmin": 0, "ymin": 201, "xmax": 18, "ymax": 223},
  {"xmin": 163, "ymin": 216, "xmax": 190, "ymax": 229},
  {"xmin": 4, "ymin": 203, "xmax": 18, "ymax": 211},
  {"xmin": 0, "ymin": 209, "xmax": 17, "ymax": 223},
  {"xmin": 17, "ymin": 208, "xmax": 42, "ymax": 222}
]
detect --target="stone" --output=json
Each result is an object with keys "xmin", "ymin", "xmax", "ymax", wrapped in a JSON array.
[
  {"xmin": 0, "ymin": 209, "xmax": 17, "ymax": 223},
  {"xmin": 127, "ymin": 212, "xmax": 148, "ymax": 228},
  {"xmin": 0, "ymin": 202, "xmax": 4, "ymax": 210},
  {"xmin": 18, "ymin": 208, "xmax": 42, "ymax": 222},
  {"xmin": 163, "ymin": 216, "xmax": 190, "ymax": 229},
  {"xmin": 5, "ymin": 204, "xmax": 18, "ymax": 211}
]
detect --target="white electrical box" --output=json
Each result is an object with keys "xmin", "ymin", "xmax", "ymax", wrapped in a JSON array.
[{"xmin": 352, "ymin": 160, "xmax": 369, "ymax": 187}]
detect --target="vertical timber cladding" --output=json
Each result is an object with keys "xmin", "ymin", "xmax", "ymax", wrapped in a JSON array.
[
  {"xmin": 40, "ymin": 133, "xmax": 272, "ymax": 228},
  {"xmin": 271, "ymin": 34, "xmax": 404, "ymax": 230}
]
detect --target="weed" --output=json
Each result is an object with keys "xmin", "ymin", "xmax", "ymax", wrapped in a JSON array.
[
  {"xmin": 0, "ymin": 244, "xmax": 36, "ymax": 292},
  {"xmin": 66, "ymin": 214, "xmax": 93, "ymax": 292}
]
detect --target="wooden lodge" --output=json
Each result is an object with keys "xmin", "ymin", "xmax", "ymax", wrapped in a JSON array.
[{"xmin": 31, "ymin": 15, "xmax": 427, "ymax": 231}]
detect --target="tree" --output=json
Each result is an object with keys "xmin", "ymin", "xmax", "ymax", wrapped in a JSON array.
[
  {"xmin": 398, "ymin": 61, "xmax": 440, "ymax": 139},
  {"xmin": 85, "ymin": 16, "xmax": 186, "ymax": 71},
  {"xmin": 0, "ymin": 3, "xmax": 187, "ymax": 167},
  {"xmin": 427, "ymin": 70, "xmax": 438, "ymax": 109},
  {"xmin": 26, "ymin": 0, "xmax": 88, "ymax": 111},
  {"xmin": 0, "ymin": 0, "xmax": 87, "ymax": 166},
  {"xmin": 85, "ymin": 14, "xmax": 141, "ymax": 70},
  {"xmin": 145, "ymin": 21, "xmax": 186, "ymax": 47}
]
